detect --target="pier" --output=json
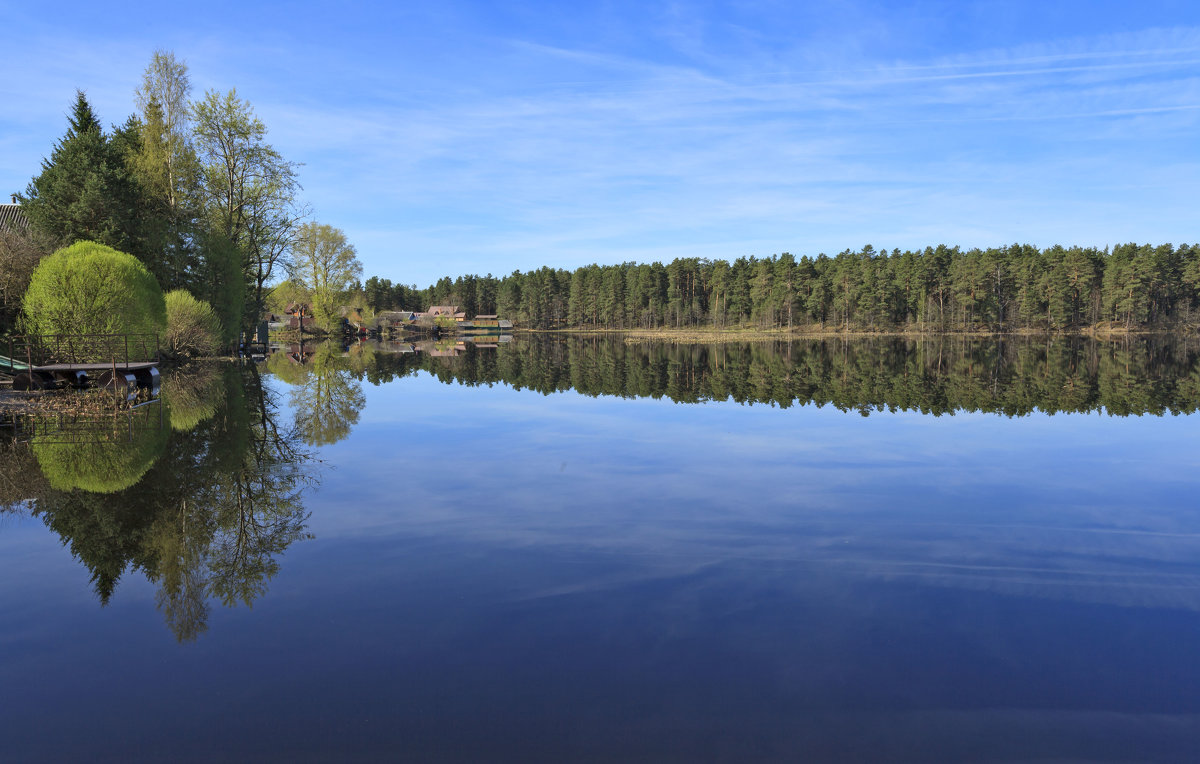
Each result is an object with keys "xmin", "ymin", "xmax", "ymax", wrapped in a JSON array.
[{"xmin": 1, "ymin": 334, "xmax": 160, "ymax": 392}]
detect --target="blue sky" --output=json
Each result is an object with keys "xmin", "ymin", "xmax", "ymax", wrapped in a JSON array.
[{"xmin": 2, "ymin": 0, "xmax": 1198, "ymax": 287}]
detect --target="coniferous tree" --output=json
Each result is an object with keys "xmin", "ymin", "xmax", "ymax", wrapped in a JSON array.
[{"xmin": 18, "ymin": 91, "xmax": 157, "ymax": 267}]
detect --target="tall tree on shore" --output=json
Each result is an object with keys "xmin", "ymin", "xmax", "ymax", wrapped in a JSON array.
[
  {"xmin": 287, "ymin": 222, "xmax": 362, "ymax": 327},
  {"xmin": 191, "ymin": 88, "xmax": 303, "ymax": 333},
  {"xmin": 135, "ymin": 50, "xmax": 192, "ymax": 212},
  {"xmin": 17, "ymin": 91, "xmax": 148, "ymax": 258},
  {"xmin": 130, "ymin": 50, "xmax": 202, "ymax": 289}
]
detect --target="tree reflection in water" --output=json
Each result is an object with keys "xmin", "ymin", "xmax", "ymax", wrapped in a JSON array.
[
  {"xmin": 346, "ymin": 334, "xmax": 1200, "ymax": 417},
  {"xmin": 2, "ymin": 362, "xmax": 317, "ymax": 642},
  {"xmin": 268, "ymin": 342, "xmax": 367, "ymax": 446},
  {"xmin": 4, "ymin": 334, "xmax": 1199, "ymax": 642}
]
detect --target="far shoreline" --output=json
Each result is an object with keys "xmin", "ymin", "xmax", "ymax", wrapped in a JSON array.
[{"xmin": 518, "ymin": 325, "xmax": 1197, "ymax": 343}]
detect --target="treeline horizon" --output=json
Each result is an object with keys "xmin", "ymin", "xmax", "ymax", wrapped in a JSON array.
[{"xmin": 365, "ymin": 242, "xmax": 1200, "ymax": 333}]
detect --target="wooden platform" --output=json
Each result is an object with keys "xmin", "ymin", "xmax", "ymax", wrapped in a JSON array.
[
  {"xmin": 5, "ymin": 360, "xmax": 160, "ymax": 392},
  {"xmin": 2, "ymin": 335, "xmax": 161, "ymax": 390},
  {"xmin": 32, "ymin": 362, "xmax": 158, "ymax": 373}
]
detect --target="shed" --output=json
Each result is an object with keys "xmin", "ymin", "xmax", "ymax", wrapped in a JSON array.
[{"xmin": 0, "ymin": 202, "xmax": 29, "ymax": 232}]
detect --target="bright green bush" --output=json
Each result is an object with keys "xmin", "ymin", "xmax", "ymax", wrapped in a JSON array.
[
  {"xmin": 164, "ymin": 289, "xmax": 222, "ymax": 357},
  {"xmin": 21, "ymin": 241, "xmax": 166, "ymax": 342},
  {"xmin": 161, "ymin": 365, "xmax": 222, "ymax": 432},
  {"xmin": 33, "ymin": 421, "xmax": 168, "ymax": 493}
]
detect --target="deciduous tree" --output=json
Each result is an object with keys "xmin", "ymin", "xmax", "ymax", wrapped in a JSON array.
[
  {"xmin": 192, "ymin": 88, "xmax": 303, "ymax": 334},
  {"xmin": 287, "ymin": 222, "xmax": 362, "ymax": 327}
]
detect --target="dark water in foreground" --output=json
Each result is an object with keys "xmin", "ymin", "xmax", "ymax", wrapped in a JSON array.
[{"xmin": 2, "ymin": 336, "xmax": 1199, "ymax": 762}]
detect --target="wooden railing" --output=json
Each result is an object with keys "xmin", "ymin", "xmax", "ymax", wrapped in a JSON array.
[{"xmin": 2, "ymin": 334, "xmax": 159, "ymax": 368}]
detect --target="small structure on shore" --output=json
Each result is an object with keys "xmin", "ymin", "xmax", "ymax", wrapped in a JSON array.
[
  {"xmin": 458, "ymin": 315, "xmax": 514, "ymax": 331},
  {"xmin": 0, "ymin": 198, "xmax": 29, "ymax": 232},
  {"xmin": 1, "ymin": 333, "xmax": 160, "ymax": 396},
  {"xmin": 283, "ymin": 303, "xmax": 315, "ymax": 331}
]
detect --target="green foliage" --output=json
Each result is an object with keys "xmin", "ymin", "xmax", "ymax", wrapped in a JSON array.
[
  {"xmin": 287, "ymin": 222, "xmax": 363, "ymax": 329},
  {"xmin": 134, "ymin": 50, "xmax": 192, "ymax": 213},
  {"xmin": 266, "ymin": 278, "xmax": 308, "ymax": 316},
  {"xmin": 192, "ymin": 229, "xmax": 244, "ymax": 345},
  {"xmin": 17, "ymin": 92, "xmax": 167, "ymax": 278},
  {"xmin": 33, "ymin": 417, "xmax": 169, "ymax": 494},
  {"xmin": 164, "ymin": 289, "xmax": 221, "ymax": 357},
  {"xmin": 192, "ymin": 87, "xmax": 301, "ymax": 333},
  {"xmin": 380, "ymin": 242, "xmax": 1200, "ymax": 332},
  {"xmin": 161, "ymin": 365, "xmax": 222, "ymax": 431},
  {"xmin": 19, "ymin": 59, "xmax": 308, "ymax": 344},
  {"xmin": 21, "ymin": 240, "xmax": 166, "ymax": 342}
]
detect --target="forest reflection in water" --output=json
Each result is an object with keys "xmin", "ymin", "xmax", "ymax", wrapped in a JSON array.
[
  {"xmin": 0, "ymin": 363, "xmax": 316, "ymax": 642},
  {"xmin": 3, "ymin": 333, "xmax": 1198, "ymax": 643},
  {"xmin": 290, "ymin": 332, "xmax": 1200, "ymax": 426}
]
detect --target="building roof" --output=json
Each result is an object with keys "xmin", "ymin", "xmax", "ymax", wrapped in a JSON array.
[
  {"xmin": 0, "ymin": 203, "xmax": 29, "ymax": 232},
  {"xmin": 376, "ymin": 310, "xmax": 416, "ymax": 320},
  {"xmin": 428, "ymin": 305, "xmax": 459, "ymax": 316}
]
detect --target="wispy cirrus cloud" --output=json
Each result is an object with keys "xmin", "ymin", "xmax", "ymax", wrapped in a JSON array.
[{"xmin": 3, "ymin": 4, "xmax": 1198, "ymax": 282}]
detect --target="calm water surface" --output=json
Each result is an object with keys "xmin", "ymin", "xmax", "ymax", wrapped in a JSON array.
[{"xmin": 2, "ymin": 336, "xmax": 1199, "ymax": 762}]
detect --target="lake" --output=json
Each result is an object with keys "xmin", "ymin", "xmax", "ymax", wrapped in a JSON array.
[{"xmin": 2, "ymin": 335, "xmax": 1199, "ymax": 762}]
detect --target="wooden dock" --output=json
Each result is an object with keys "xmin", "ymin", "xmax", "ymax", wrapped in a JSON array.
[{"xmin": 1, "ymin": 334, "xmax": 160, "ymax": 392}]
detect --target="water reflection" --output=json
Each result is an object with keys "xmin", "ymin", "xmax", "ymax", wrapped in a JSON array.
[
  {"xmin": 294, "ymin": 334, "xmax": 1200, "ymax": 419},
  {"xmin": 1, "ymin": 363, "xmax": 317, "ymax": 642},
  {"xmin": 268, "ymin": 343, "xmax": 367, "ymax": 446},
  {"xmin": 29, "ymin": 404, "xmax": 169, "ymax": 493},
  {"xmin": 6, "ymin": 333, "xmax": 1198, "ymax": 643},
  {"xmin": 4, "ymin": 336, "xmax": 1200, "ymax": 758}
]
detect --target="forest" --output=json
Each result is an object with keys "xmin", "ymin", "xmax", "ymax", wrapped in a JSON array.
[{"xmin": 367, "ymin": 242, "xmax": 1200, "ymax": 333}]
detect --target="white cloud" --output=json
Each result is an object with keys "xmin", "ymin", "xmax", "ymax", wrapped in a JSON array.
[{"xmin": 2, "ymin": 7, "xmax": 1197, "ymax": 284}]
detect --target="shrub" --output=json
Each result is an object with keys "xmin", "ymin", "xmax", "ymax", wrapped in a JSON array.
[
  {"xmin": 161, "ymin": 365, "xmax": 222, "ymax": 431},
  {"xmin": 21, "ymin": 240, "xmax": 166, "ymax": 343},
  {"xmin": 33, "ymin": 420, "xmax": 168, "ymax": 493},
  {"xmin": 0, "ymin": 226, "xmax": 55, "ymax": 334},
  {"xmin": 164, "ymin": 289, "xmax": 222, "ymax": 358}
]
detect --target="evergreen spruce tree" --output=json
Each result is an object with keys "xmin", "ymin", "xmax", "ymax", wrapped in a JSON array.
[
  {"xmin": 19, "ymin": 92, "xmax": 137, "ymax": 254},
  {"xmin": 17, "ymin": 91, "xmax": 168, "ymax": 281}
]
